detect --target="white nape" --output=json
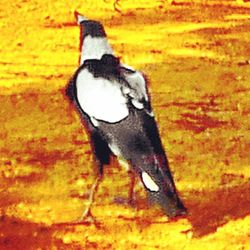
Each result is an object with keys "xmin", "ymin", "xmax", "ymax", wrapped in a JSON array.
[
  {"xmin": 80, "ymin": 36, "xmax": 114, "ymax": 64},
  {"xmin": 141, "ymin": 171, "xmax": 159, "ymax": 192},
  {"xmin": 76, "ymin": 69, "xmax": 129, "ymax": 123}
]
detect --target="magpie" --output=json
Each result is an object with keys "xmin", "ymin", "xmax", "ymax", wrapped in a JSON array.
[{"xmin": 66, "ymin": 12, "xmax": 187, "ymax": 222}]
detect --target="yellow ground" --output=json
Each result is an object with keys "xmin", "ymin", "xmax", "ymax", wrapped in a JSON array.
[{"xmin": 0, "ymin": 0, "xmax": 250, "ymax": 249}]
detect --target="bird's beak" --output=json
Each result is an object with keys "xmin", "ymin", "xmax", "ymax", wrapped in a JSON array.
[{"xmin": 74, "ymin": 11, "xmax": 88, "ymax": 25}]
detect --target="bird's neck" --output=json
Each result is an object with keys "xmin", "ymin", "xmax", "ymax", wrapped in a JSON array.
[{"xmin": 80, "ymin": 35, "xmax": 114, "ymax": 65}]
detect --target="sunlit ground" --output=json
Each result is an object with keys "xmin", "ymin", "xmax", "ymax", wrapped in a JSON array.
[{"xmin": 0, "ymin": 0, "xmax": 250, "ymax": 249}]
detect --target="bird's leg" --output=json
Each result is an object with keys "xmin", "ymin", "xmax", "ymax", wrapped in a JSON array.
[
  {"xmin": 114, "ymin": 0, "xmax": 122, "ymax": 13},
  {"xmin": 79, "ymin": 174, "xmax": 102, "ymax": 223},
  {"xmin": 127, "ymin": 170, "xmax": 136, "ymax": 207},
  {"xmin": 113, "ymin": 169, "xmax": 137, "ymax": 207}
]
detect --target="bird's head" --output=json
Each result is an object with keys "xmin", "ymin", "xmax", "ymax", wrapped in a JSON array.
[
  {"xmin": 74, "ymin": 11, "xmax": 113, "ymax": 63},
  {"xmin": 74, "ymin": 11, "xmax": 106, "ymax": 38},
  {"xmin": 74, "ymin": 11, "xmax": 88, "ymax": 24}
]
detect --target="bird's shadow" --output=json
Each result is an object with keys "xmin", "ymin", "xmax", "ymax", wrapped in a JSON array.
[
  {"xmin": 185, "ymin": 180, "xmax": 250, "ymax": 237},
  {"xmin": 0, "ymin": 216, "xmax": 61, "ymax": 249}
]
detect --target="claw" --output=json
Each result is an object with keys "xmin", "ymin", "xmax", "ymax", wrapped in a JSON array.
[
  {"xmin": 114, "ymin": 196, "xmax": 137, "ymax": 208},
  {"xmin": 52, "ymin": 211, "xmax": 100, "ymax": 226},
  {"xmin": 69, "ymin": 209, "xmax": 101, "ymax": 227},
  {"xmin": 114, "ymin": 0, "xmax": 122, "ymax": 13},
  {"xmin": 74, "ymin": 175, "xmax": 102, "ymax": 226},
  {"xmin": 79, "ymin": 209, "xmax": 96, "ymax": 223}
]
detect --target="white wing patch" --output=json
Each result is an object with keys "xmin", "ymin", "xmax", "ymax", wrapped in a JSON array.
[
  {"xmin": 80, "ymin": 36, "xmax": 114, "ymax": 64},
  {"xmin": 121, "ymin": 65, "xmax": 154, "ymax": 115},
  {"xmin": 90, "ymin": 117, "xmax": 99, "ymax": 127},
  {"xmin": 131, "ymin": 99, "xmax": 144, "ymax": 109},
  {"xmin": 76, "ymin": 69, "xmax": 129, "ymax": 124},
  {"xmin": 141, "ymin": 171, "xmax": 159, "ymax": 192},
  {"xmin": 108, "ymin": 143, "xmax": 121, "ymax": 157},
  {"xmin": 108, "ymin": 143, "xmax": 129, "ymax": 170},
  {"xmin": 117, "ymin": 159, "xmax": 130, "ymax": 171},
  {"xmin": 122, "ymin": 65, "xmax": 149, "ymax": 102}
]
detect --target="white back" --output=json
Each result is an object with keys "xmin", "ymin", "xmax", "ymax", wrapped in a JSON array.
[{"xmin": 80, "ymin": 36, "xmax": 114, "ymax": 64}]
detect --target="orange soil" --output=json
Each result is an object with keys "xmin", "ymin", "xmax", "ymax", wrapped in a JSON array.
[{"xmin": 0, "ymin": 0, "xmax": 250, "ymax": 249}]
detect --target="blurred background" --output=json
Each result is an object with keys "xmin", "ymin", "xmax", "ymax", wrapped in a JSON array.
[{"xmin": 0, "ymin": 0, "xmax": 250, "ymax": 249}]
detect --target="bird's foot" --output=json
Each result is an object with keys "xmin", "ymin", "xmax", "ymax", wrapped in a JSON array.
[
  {"xmin": 74, "ymin": 209, "xmax": 101, "ymax": 227},
  {"xmin": 114, "ymin": 197, "xmax": 137, "ymax": 208},
  {"xmin": 114, "ymin": 0, "xmax": 122, "ymax": 13},
  {"xmin": 128, "ymin": 198, "xmax": 137, "ymax": 208},
  {"xmin": 51, "ymin": 210, "xmax": 100, "ymax": 227}
]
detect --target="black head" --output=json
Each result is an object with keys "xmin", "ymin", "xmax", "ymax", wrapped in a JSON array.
[
  {"xmin": 79, "ymin": 20, "xmax": 106, "ymax": 38},
  {"xmin": 75, "ymin": 12, "xmax": 106, "ymax": 38}
]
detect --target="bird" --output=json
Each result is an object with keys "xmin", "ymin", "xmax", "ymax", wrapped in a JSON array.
[{"xmin": 66, "ymin": 11, "xmax": 187, "ymax": 222}]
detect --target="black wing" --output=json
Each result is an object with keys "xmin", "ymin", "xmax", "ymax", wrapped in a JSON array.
[
  {"xmin": 119, "ymin": 66, "xmax": 179, "ymax": 196},
  {"xmin": 65, "ymin": 66, "xmax": 112, "ymax": 172}
]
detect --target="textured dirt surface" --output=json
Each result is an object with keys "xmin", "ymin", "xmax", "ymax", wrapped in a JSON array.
[{"xmin": 0, "ymin": 0, "xmax": 250, "ymax": 249}]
